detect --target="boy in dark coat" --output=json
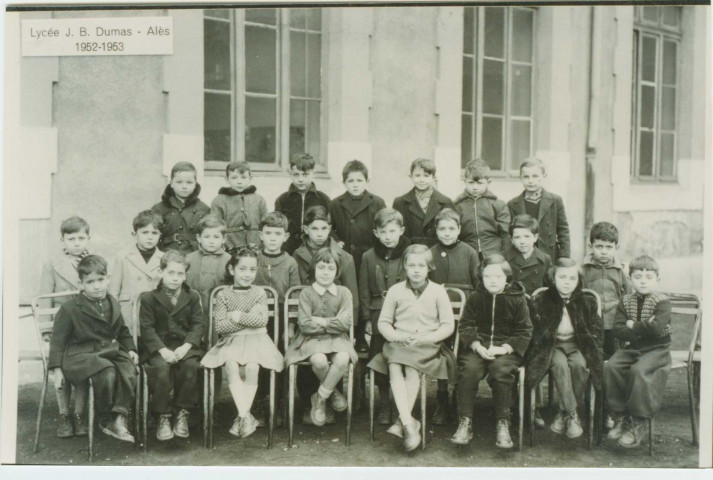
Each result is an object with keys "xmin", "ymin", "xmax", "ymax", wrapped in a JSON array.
[
  {"xmin": 48, "ymin": 255, "xmax": 138, "ymax": 443},
  {"xmin": 151, "ymin": 161, "xmax": 211, "ymax": 254},
  {"xmin": 210, "ymin": 161, "xmax": 269, "ymax": 253},
  {"xmin": 502, "ymin": 214, "xmax": 553, "ymax": 295},
  {"xmin": 393, "ymin": 158, "xmax": 454, "ymax": 247},
  {"xmin": 274, "ymin": 153, "xmax": 331, "ymax": 255},
  {"xmin": 140, "ymin": 250, "xmax": 205, "ymax": 441},
  {"xmin": 329, "ymin": 160, "xmax": 386, "ymax": 350},
  {"xmin": 507, "ymin": 158, "xmax": 570, "ymax": 260},
  {"xmin": 454, "ymin": 159, "xmax": 511, "ymax": 258}
]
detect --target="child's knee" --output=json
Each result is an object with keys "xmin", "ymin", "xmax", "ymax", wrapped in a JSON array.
[
  {"xmin": 331, "ymin": 352, "xmax": 350, "ymax": 368},
  {"xmin": 224, "ymin": 361, "xmax": 241, "ymax": 380},
  {"xmin": 244, "ymin": 363, "xmax": 260, "ymax": 380},
  {"xmin": 310, "ymin": 354, "xmax": 329, "ymax": 370}
]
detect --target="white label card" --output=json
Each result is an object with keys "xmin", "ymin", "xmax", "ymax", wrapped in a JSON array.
[{"xmin": 21, "ymin": 17, "xmax": 173, "ymax": 57}]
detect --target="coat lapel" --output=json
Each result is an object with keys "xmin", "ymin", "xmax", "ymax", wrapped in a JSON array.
[
  {"xmin": 537, "ymin": 190, "xmax": 555, "ymax": 223},
  {"xmin": 76, "ymin": 294, "xmax": 106, "ymax": 322},
  {"xmin": 53, "ymin": 256, "xmax": 80, "ymax": 289},
  {"xmin": 339, "ymin": 193, "xmax": 373, "ymax": 218},
  {"xmin": 171, "ymin": 289, "xmax": 192, "ymax": 316},
  {"xmin": 125, "ymin": 250, "xmax": 157, "ymax": 277},
  {"xmin": 405, "ymin": 190, "xmax": 425, "ymax": 222},
  {"xmin": 423, "ymin": 193, "xmax": 445, "ymax": 227},
  {"xmin": 155, "ymin": 289, "xmax": 176, "ymax": 314},
  {"xmin": 510, "ymin": 194, "xmax": 526, "ymax": 216}
]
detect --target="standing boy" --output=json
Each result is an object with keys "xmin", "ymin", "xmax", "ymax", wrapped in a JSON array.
[
  {"xmin": 210, "ymin": 161, "xmax": 269, "ymax": 253},
  {"xmin": 275, "ymin": 153, "xmax": 331, "ymax": 255},
  {"xmin": 502, "ymin": 214, "xmax": 553, "ymax": 295},
  {"xmin": 393, "ymin": 158, "xmax": 454, "ymax": 247}
]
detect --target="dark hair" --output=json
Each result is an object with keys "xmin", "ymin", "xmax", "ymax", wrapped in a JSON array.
[
  {"xmin": 224, "ymin": 247, "xmax": 259, "ymax": 284},
  {"xmin": 629, "ymin": 255, "xmax": 660, "ymax": 276},
  {"xmin": 479, "ymin": 253, "xmax": 513, "ymax": 282},
  {"xmin": 133, "ymin": 210, "xmax": 163, "ymax": 233},
  {"xmin": 374, "ymin": 208, "xmax": 404, "ymax": 229},
  {"xmin": 160, "ymin": 250, "xmax": 189, "ymax": 270},
  {"xmin": 303, "ymin": 205, "xmax": 331, "ymax": 226},
  {"xmin": 589, "ymin": 222, "xmax": 619, "ymax": 245},
  {"xmin": 409, "ymin": 158, "xmax": 436, "ymax": 176},
  {"xmin": 260, "ymin": 211, "xmax": 289, "ymax": 231},
  {"xmin": 309, "ymin": 247, "xmax": 341, "ymax": 279},
  {"xmin": 519, "ymin": 157, "xmax": 547, "ymax": 176},
  {"xmin": 77, "ymin": 255, "xmax": 108, "ymax": 280},
  {"xmin": 463, "ymin": 159, "xmax": 491, "ymax": 182},
  {"xmin": 170, "ymin": 161, "xmax": 198, "ymax": 179},
  {"xmin": 342, "ymin": 159, "xmax": 369, "ymax": 182},
  {"xmin": 403, "ymin": 244, "xmax": 434, "ymax": 270},
  {"xmin": 547, "ymin": 257, "xmax": 583, "ymax": 289},
  {"xmin": 509, "ymin": 214, "xmax": 539, "ymax": 236},
  {"xmin": 290, "ymin": 153, "xmax": 316, "ymax": 172},
  {"xmin": 435, "ymin": 208, "xmax": 461, "ymax": 227},
  {"xmin": 226, "ymin": 161, "xmax": 251, "ymax": 176},
  {"xmin": 197, "ymin": 214, "xmax": 227, "ymax": 235},
  {"xmin": 60, "ymin": 216, "xmax": 90, "ymax": 236}
]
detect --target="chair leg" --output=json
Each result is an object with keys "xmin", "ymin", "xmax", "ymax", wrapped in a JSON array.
[
  {"xmin": 596, "ymin": 383, "xmax": 604, "ymax": 446},
  {"xmin": 529, "ymin": 388, "xmax": 536, "ymax": 447},
  {"xmin": 687, "ymin": 361, "xmax": 699, "ymax": 446},
  {"xmin": 369, "ymin": 371, "xmax": 375, "ymax": 442},
  {"xmin": 134, "ymin": 370, "xmax": 141, "ymax": 451},
  {"xmin": 420, "ymin": 373, "xmax": 427, "ymax": 450},
  {"xmin": 547, "ymin": 372, "xmax": 554, "ymax": 409},
  {"xmin": 648, "ymin": 418, "xmax": 653, "ymax": 456},
  {"xmin": 288, "ymin": 365, "xmax": 295, "ymax": 448},
  {"xmin": 88, "ymin": 379, "xmax": 94, "ymax": 462},
  {"xmin": 268, "ymin": 370, "xmax": 275, "ymax": 449},
  {"xmin": 33, "ymin": 368, "xmax": 49, "ymax": 453},
  {"xmin": 346, "ymin": 363, "xmax": 354, "ymax": 446},
  {"xmin": 518, "ymin": 370, "xmax": 524, "ymax": 452},
  {"xmin": 203, "ymin": 369, "xmax": 209, "ymax": 449},
  {"xmin": 588, "ymin": 383, "xmax": 595, "ymax": 450},
  {"xmin": 142, "ymin": 371, "xmax": 148, "ymax": 452},
  {"xmin": 208, "ymin": 369, "xmax": 215, "ymax": 450}
]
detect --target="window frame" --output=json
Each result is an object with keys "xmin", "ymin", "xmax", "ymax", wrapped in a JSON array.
[{"xmin": 203, "ymin": 9, "xmax": 327, "ymax": 174}]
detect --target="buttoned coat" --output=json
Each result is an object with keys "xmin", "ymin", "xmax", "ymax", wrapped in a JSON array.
[
  {"xmin": 454, "ymin": 191, "xmax": 511, "ymax": 256},
  {"xmin": 274, "ymin": 183, "xmax": 331, "ymax": 254},
  {"xmin": 108, "ymin": 248, "xmax": 164, "ymax": 331},
  {"xmin": 581, "ymin": 254, "xmax": 631, "ymax": 330},
  {"xmin": 151, "ymin": 184, "xmax": 211, "ymax": 254},
  {"xmin": 48, "ymin": 293, "xmax": 137, "ymax": 385},
  {"xmin": 502, "ymin": 245, "xmax": 553, "ymax": 295},
  {"xmin": 210, "ymin": 185, "xmax": 269, "ymax": 251},
  {"xmin": 392, "ymin": 188, "xmax": 454, "ymax": 247},
  {"xmin": 429, "ymin": 241, "xmax": 480, "ymax": 297},
  {"xmin": 507, "ymin": 189, "xmax": 570, "ymax": 260},
  {"xmin": 358, "ymin": 237, "xmax": 410, "ymax": 325},
  {"xmin": 39, "ymin": 253, "xmax": 83, "ymax": 307}
]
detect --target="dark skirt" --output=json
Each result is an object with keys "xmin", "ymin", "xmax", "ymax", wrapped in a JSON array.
[{"xmin": 367, "ymin": 341, "xmax": 456, "ymax": 383}]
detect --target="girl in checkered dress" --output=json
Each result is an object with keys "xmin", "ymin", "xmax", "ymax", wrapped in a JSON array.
[{"xmin": 201, "ymin": 248, "xmax": 283, "ymax": 439}]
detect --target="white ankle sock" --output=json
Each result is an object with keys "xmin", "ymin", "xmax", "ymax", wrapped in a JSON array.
[{"xmin": 318, "ymin": 385, "xmax": 332, "ymax": 400}]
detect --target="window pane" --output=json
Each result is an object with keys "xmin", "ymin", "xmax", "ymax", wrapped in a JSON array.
[
  {"xmin": 290, "ymin": 8, "xmax": 307, "ymax": 29},
  {"xmin": 659, "ymin": 133, "xmax": 675, "ymax": 177},
  {"xmin": 307, "ymin": 33, "xmax": 322, "ymax": 98},
  {"xmin": 290, "ymin": 99, "xmax": 306, "ymax": 157},
  {"xmin": 509, "ymin": 119, "xmax": 531, "ymax": 170},
  {"xmin": 641, "ymin": 35, "xmax": 657, "ymax": 83},
  {"xmin": 245, "ymin": 96, "xmax": 277, "ymax": 164},
  {"xmin": 307, "ymin": 9, "xmax": 322, "ymax": 31},
  {"xmin": 642, "ymin": 6, "xmax": 659, "ymax": 24},
  {"xmin": 204, "ymin": 93, "xmax": 231, "ymax": 162},
  {"xmin": 482, "ymin": 59, "xmax": 504, "ymax": 115},
  {"xmin": 661, "ymin": 86, "xmax": 676, "ymax": 130},
  {"xmin": 306, "ymin": 101, "xmax": 322, "ymax": 162},
  {"xmin": 662, "ymin": 7, "xmax": 680, "ymax": 28},
  {"xmin": 482, "ymin": 117, "xmax": 503, "ymax": 171},
  {"xmin": 484, "ymin": 8, "xmax": 505, "ymax": 59},
  {"xmin": 245, "ymin": 26, "xmax": 277, "ymax": 94},
  {"xmin": 461, "ymin": 114, "xmax": 473, "ymax": 168},
  {"xmin": 510, "ymin": 64, "xmax": 531, "ymax": 116},
  {"xmin": 638, "ymin": 131, "xmax": 654, "ymax": 176},
  {"xmin": 662, "ymin": 40, "xmax": 677, "ymax": 86},
  {"xmin": 511, "ymin": 8, "xmax": 534, "ymax": 62},
  {"xmin": 464, "ymin": 7, "xmax": 474, "ymax": 55},
  {"xmin": 246, "ymin": 9, "xmax": 276, "ymax": 25},
  {"xmin": 290, "ymin": 31, "xmax": 307, "ymax": 97},
  {"xmin": 204, "ymin": 19, "xmax": 231, "ymax": 91},
  {"xmin": 205, "ymin": 9, "xmax": 230, "ymax": 19},
  {"xmin": 641, "ymin": 85, "xmax": 655, "ymax": 129},
  {"xmin": 462, "ymin": 56, "xmax": 474, "ymax": 112}
]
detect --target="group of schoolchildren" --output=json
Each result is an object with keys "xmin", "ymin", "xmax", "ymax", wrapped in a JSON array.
[{"xmin": 42, "ymin": 152, "xmax": 673, "ymax": 455}]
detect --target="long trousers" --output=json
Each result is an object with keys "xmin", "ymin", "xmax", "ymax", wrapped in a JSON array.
[
  {"xmin": 456, "ymin": 350, "xmax": 522, "ymax": 420},
  {"xmin": 550, "ymin": 341, "xmax": 590, "ymax": 412},
  {"xmin": 91, "ymin": 362, "xmax": 137, "ymax": 417},
  {"xmin": 144, "ymin": 354, "xmax": 201, "ymax": 414}
]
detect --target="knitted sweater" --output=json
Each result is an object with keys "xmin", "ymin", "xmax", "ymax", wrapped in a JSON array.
[
  {"xmin": 254, "ymin": 251, "xmax": 300, "ymax": 302},
  {"xmin": 213, "ymin": 286, "xmax": 268, "ymax": 335},
  {"xmin": 612, "ymin": 292, "xmax": 672, "ymax": 351}
]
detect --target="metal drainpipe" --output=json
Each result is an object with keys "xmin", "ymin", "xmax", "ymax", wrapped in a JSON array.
[{"xmin": 584, "ymin": 6, "xmax": 600, "ymax": 249}]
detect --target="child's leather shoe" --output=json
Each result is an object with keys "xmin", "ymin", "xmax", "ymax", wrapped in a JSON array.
[
  {"xmin": 156, "ymin": 414, "xmax": 174, "ymax": 441},
  {"xmin": 56, "ymin": 414, "xmax": 74, "ymax": 438},
  {"xmin": 173, "ymin": 409, "xmax": 190, "ymax": 438},
  {"xmin": 102, "ymin": 414, "xmax": 135, "ymax": 443},
  {"xmin": 72, "ymin": 413, "xmax": 88, "ymax": 436},
  {"xmin": 550, "ymin": 410, "xmax": 567, "ymax": 435},
  {"xmin": 566, "ymin": 411, "xmax": 584, "ymax": 439},
  {"xmin": 240, "ymin": 413, "xmax": 259, "ymax": 438},
  {"xmin": 606, "ymin": 414, "xmax": 629, "ymax": 440},
  {"xmin": 450, "ymin": 416, "xmax": 473, "ymax": 445},
  {"xmin": 403, "ymin": 419, "xmax": 421, "ymax": 452},
  {"xmin": 310, "ymin": 392, "xmax": 327, "ymax": 426},
  {"xmin": 495, "ymin": 419, "xmax": 513, "ymax": 449},
  {"xmin": 329, "ymin": 389, "xmax": 348, "ymax": 413},
  {"xmin": 618, "ymin": 417, "xmax": 645, "ymax": 448}
]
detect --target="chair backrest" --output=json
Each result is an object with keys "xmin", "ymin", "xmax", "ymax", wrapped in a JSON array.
[
  {"xmin": 31, "ymin": 291, "xmax": 80, "ymax": 364},
  {"xmin": 131, "ymin": 293, "xmax": 142, "ymax": 345},
  {"xmin": 444, "ymin": 287, "xmax": 466, "ymax": 358},
  {"xmin": 665, "ymin": 293, "xmax": 702, "ymax": 360},
  {"xmin": 529, "ymin": 286, "xmax": 603, "ymax": 325}
]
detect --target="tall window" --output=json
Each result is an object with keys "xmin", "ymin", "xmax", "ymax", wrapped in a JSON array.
[
  {"xmin": 204, "ymin": 8, "xmax": 324, "ymax": 172},
  {"xmin": 462, "ymin": 7, "xmax": 536, "ymax": 171},
  {"xmin": 631, "ymin": 6, "xmax": 681, "ymax": 181}
]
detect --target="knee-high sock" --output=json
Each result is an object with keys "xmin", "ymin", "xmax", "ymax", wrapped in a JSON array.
[
  {"xmin": 229, "ymin": 381, "xmax": 245, "ymax": 417},
  {"xmin": 239, "ymin": 382, "xmax": 258, "ymax": 418}
]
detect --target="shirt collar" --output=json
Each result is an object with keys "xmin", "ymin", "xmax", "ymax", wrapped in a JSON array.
[
  {"xmin": 313, "ymin": 282, "xmax": 338, "ymax": 296},
  {"xmin": 406, "ymin": 279, "xmax": 429, "ymax": 296}
]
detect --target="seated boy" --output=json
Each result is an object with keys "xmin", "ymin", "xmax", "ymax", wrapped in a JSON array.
[
  {"xmin": 275, "ymin": 153, "xmax": 331, "ymax": 255},
  {"xmin": 393, "ymin": 158, "xmax": 454, "ymax": 247},
  {"xmin": 210, "ymin": 161, "xmax": 269, "ymax": 253},
  {"xmin": 502, "ymin": 214, "xmax": 553, "ymax": 295},
  {"xmin": 454, "ymin": 159, "xmax": 511, "ymax": 259},
  {"xmin": 605, "ymin": 255, "xmax": 672, "ymax": 449},
  {"xmin": 48, "ymin": 255, "xmax": 138, "ymax": 443}
]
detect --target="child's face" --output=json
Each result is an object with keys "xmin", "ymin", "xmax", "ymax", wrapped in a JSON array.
[
  {"xmin": 511, "ymin": 227, "xmax": 538, "ymax": 255},
  {"xmin": 61, "ymin": 230, "xmax": 90, "ymax": 257},
  {"xmin": 227, "ymin": 170, "xmax": 252, "ymax": 192},
  {"xmin": 160, "ymin": 261, "xmax": 187, "ymax": 290},
  {"xmin": 630, "ymin": 269, "xmax": 659, "ymax": 296},
  {"xmin": 197, "ymin": 227, "xmax": 226, "ymax": 253},
  {"xmin": 554, "ymin": 266, "xmax": 579, "ymax": 297},
  {"xmin": 374, "ymin": 221, "xmax": 405, "ymax": 249},
  {"xmin": 260, "ymin": 226, "xmax": 289, "ymax": 254},
  {"xmin": 409, "ymin": 167, "xmax": 435, "ymax": 191},
  {"xmin": 464, "ymin": 177, "xmax": 489, "ymax": 197},
  {"xmin": 482, "ymin": 264, "xmax": 507, "ymax": 294},
  {"xmin": 79, "ymin": 272, "xmax": 109, "ymax": 300},
  {"xmin": 436, "ymin": 219, "xmax": 460, "ymax": 246},
  {"xmin": 344, "ymin": 171, "xmax": 368, "ymax": 197},
  {"xmin": 314, "ymin": 260, "xmax": 338, "ymax": 287},
  {"xmin": 170, "ymin": 171, "xmax": 197, "ymax": 200},
  {"xmin": 405, "ymin": 253, "xmax": 429, "ymax": 286},
  {"xmin": 520, "ymin": 166, "xmax": 545, "ymax": 193},
  {"xmin": 133, "ymin": 224, "xmax": 160, "ymax": 251},
  {"xmin": 590, "ymin": 239, "xmax": 618, "ymax": 265},
  {"xmin": 229, "ymin": 257, "xmax": 258, "ymax": 288},
  {"xmin": 304, "ymin": 220, "xmax": 331, "ymax": 247},
  {"xmin": 289, "ymin": 166, "xmax": 315, "ymax": 192}
]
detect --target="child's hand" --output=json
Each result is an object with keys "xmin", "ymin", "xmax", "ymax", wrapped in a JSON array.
[
  {"xmin": 159, "ymin": 347, "xmax": 178, "ymax": 364},
  {"xmin": 472, "ymin": 342, "xmax": 494, "ymax": 360},
  {"xmin": 249, "ymin": 303, "xmax": 267, "ymax": 315},
  {"xmin": 288, "ymin": 323, "xmax": 296, "ymax": 342},
  {"xmin": 487, "ymin": 345, "xmax": 509, "ymax": 357},
  {"xmin": 129, "ymin": 351, "xmax": 139, "ymax": 365},
  {"xmin": 337, "ymin": 241, "xmax": 345, "ymax": 249},
  {"xmin": 336, "ymin": 310, "xmax": 351, "ymax": 323},
  {"xmin": 647, "ymin": 315, "xmax": 656, "ymax": 325},
  {"xmin": 52, "ymin": 368, "xmax": 65, "ymax": 390},
  {"xmin": 174, "ymin": 343, "xmax": 192, "ymax": 361},
  {"xmin": 230, "ymin": 311, "xmax": 243, "ymax": 324},
  {"xmin": 626, "ymin": 320, "xmax": 635, "ymax": 329}
]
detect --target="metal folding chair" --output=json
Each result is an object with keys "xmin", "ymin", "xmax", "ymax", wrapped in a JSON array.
[
  {"xmin": 131, "ymin": 294, "xmax": 149, "ymax": 452},
  {"xmin": 203, "ymin": 285, "xmax": 280, "ymax": 449},
  {"xmin": 284, "ymin": 286, "xmax": 355, "ymax": 447}
]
